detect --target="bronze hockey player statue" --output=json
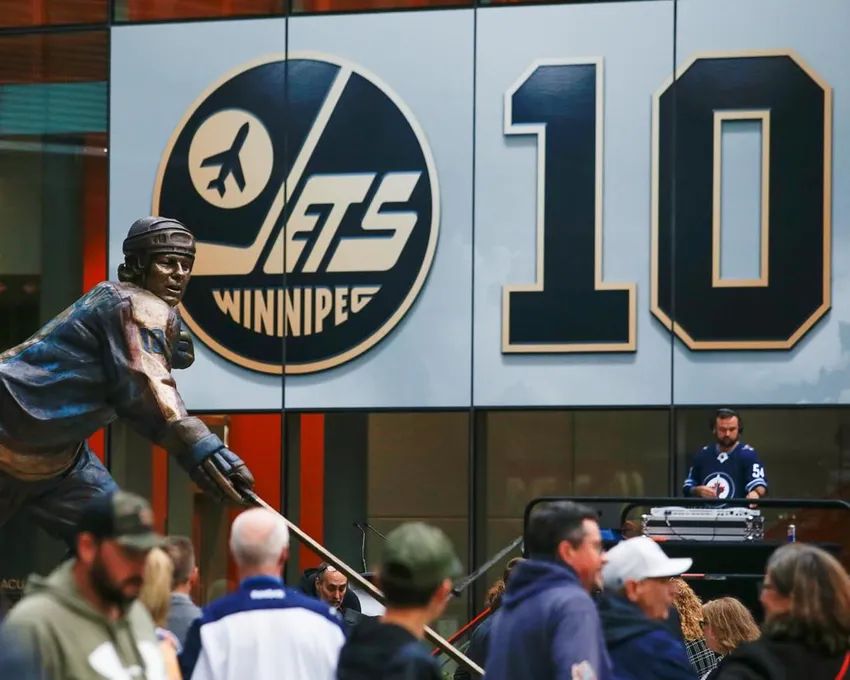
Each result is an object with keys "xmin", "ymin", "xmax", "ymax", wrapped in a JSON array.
[{"xmin": 0, "ymin": 217, "xmax": 255, "ymax": 548}]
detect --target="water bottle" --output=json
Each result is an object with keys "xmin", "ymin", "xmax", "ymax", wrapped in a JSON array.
[{"xmin": 787, "ymin": 524, "xmax": 796, "ymax": 543}]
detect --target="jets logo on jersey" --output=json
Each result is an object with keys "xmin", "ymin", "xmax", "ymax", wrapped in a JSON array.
[
  {"xmin": 704, "ymin": 472, "xmax": 735, "ymax": 499},
  {"xmin": 153, "ymin": 53, "xmax": 440, "ymax": 375}
]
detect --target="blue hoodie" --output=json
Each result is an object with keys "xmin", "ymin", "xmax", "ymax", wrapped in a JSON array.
[
  {"xmin": 597, "ymin": 593, "xmax": 696, "ymax": 680},
  {"xmin": 485, "ymin": 558, "xmax": 613, "ymax": 680}
]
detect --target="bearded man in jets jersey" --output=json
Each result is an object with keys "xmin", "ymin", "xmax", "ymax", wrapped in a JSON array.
[
  {"xmin": 0, "ymin": 217, "xmax": 255, "ymax": 548},
  {"xmin": 683, "ymin": 408, "xmax": 767, "ymax": 501}
]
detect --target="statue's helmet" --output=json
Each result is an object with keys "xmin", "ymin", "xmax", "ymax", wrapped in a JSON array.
[{"xmin": 123, "ymin": 217, "xmax": 196, "ymax": 260}]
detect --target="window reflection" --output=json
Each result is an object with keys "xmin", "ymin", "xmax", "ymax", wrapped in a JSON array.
[
  {"xmin": 291, "ymin": 0, "xmax": 470, "ymax": 13},
  {"xmin": 113, "ymin": 0, "xmax": 284, "ymax": 22},
  {"xmin": 484, "ymin": 409, "xmax": 669, "ymax": 595},
  {"xmin": 367, "ymin": 412, "xmax": 470, "ymax": 637},
  {"xmin": 0, "ymin": 29, "xmax": 108, "ymax": 599},
  {"xmin": 0, "ymin": 0, "xmax": 107, "ymax": 29}
]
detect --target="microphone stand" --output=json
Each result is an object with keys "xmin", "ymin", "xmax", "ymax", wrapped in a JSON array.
[
  {"xmin": 352, "ymin": 522, "xmax": 389, "ymax": 573},
  {"xmin": 353, "ymin": 523, "xmax": 368, "ymax": 573}
]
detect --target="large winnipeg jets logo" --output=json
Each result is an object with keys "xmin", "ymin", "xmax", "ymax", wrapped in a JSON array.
[
  {"xmin": 153, "ymin": 53, "xmax": 440, "ymax": 375},
  {"xmin": 704, "ymin": 472, "xmax": 735, "ymax": 499}
]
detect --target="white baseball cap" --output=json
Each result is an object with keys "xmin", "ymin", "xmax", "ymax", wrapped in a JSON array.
[{"xmin": 602, "ymin": 536, "xmax": 693, "ymax": 589}]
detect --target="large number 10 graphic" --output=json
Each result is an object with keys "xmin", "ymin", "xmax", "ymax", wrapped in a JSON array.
[{"xmin": 501, "ymin": 52, "xmax": 832, "ymax": 354}]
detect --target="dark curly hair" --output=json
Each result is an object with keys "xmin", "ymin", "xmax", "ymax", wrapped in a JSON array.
[
  {"xmin": 486, "ymin": 557, "xmax": 526, "ymax": 610},
  {"xmin": 117, "ymin": 253, "xmax": 148, "ymax": 287}
]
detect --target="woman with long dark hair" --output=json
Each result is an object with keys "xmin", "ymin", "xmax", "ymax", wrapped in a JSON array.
[{"xmin": 716, "ymin": 543, "xmax": 850, "ymax": 680}]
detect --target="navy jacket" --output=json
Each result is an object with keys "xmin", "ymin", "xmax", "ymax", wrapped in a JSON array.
[
  {"xmin": 453, "ymin": 610, "xmax": 499, "ymax": 680},
  {"xmin": 485, "ymin": 558, "xmax": 613, "ymax": 680},
  {"xmin": 597, "ymin": 593, "xmax": 696, "ymax": 680}
]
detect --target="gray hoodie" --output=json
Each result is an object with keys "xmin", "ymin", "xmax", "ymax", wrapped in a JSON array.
[{"xmin": 0, "ymin": 559, "xmax": 167, "ymax": 680}]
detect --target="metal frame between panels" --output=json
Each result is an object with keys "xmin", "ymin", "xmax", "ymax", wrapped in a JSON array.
[
  {"xmin": 0, "ymin": 0, "xmax": 662, "ymax": 33},
  {"xmin": 4, "ymin": 0, "xmax": 849, "ymax": 650}
]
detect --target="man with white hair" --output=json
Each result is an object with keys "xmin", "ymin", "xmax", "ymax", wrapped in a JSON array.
[
  {"xmin": 596, "ymin": 536, "xmax": 696, "ymax": 680},
  {"xmin": 178, "ymin": 508, "xmax": 345, "ymax": 680}
]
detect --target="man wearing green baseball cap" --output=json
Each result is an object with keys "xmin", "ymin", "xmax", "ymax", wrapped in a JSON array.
[
  {"xmin": 0, "ymin": 490, "xmax": 168, "ymax": 680},
  {"xmin": 337, "ymin": 521, "xmax": 462, "ymax": 680}
]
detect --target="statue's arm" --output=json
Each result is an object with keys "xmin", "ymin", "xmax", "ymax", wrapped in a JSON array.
[{"xmin": 98, "ymin": 296, "xmax": 254, "ymax": 504}]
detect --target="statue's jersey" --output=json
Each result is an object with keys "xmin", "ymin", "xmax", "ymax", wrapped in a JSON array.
[{"xmin": 0, "ymin": 282, "xmax": 192, "ymax": 480}]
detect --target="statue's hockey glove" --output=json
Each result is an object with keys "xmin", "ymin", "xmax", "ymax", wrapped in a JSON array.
[{"xmin": 181, "ymin": 434, "xmax": 255, "ymax": 505}]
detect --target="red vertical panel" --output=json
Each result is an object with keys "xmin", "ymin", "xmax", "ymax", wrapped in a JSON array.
[
  {"xmin": 299, "ymin": 413, "xmax": 324, "ymax": 572},
  {"xmin": 81, "ymin": 136, "xmax": 107, "ymax": 294},
  {"xmin": 229, "ymin": 414, "xmax": 283, "ymax": 509},
  {"xmin": 225, "ymin": 414, "xmax": 283, "ymax": 590},
  {"xmin": 82, "ymin": 133, "xmax": 108, "ymax": 462}
]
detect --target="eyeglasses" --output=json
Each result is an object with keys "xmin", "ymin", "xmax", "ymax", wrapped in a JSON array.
[{"xmin": 757, "ymin": 580, "xmax": 776, "ymax": 595}]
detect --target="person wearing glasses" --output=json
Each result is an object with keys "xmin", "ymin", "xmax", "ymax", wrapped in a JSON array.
[
  {"xmin": 711, "ymin": 544, "xmax": 850, "ymax": 680},
  {"xmin": 597, "ymin": 536, "xmax": 696, "ymax": 680}
]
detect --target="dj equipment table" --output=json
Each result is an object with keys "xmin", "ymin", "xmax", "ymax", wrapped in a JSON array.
[{"xmin": 525, "ymin": 496, "xmax": 850, "ymax": 618}]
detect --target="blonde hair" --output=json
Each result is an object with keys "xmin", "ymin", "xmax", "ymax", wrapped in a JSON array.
[
  {"xmin": 671, "ymin": 578, "xmax": 705, "ymax": 641},
  {"xmin": 703, "ymin": 597, "xmax": 760, "ymax": 654},
  {"xmin": 139, "ymin": 548, "xmax": 174, "ymax": 628}
]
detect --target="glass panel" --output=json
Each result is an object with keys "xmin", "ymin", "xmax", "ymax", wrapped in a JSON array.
[
  {"xmin": 676, "ymin": 407, "xmax": 842, "ymax": 501},
  {"xmin": 483, "ymin": 409, "xmax": 670, "ymax": 585},
  {"xmin": 0, "ymin": 32, "xmax": 108, "ymax": 84},
  {"xmin": 675, "ymin": 407, "xmax": 850, "ymax": 607},
  {"xmin": 0, "ymin": 29, "xmax": 108, "ymax": 603},
  {"xmin": 113, "ymin": 0, "xmax": 284, "ymax": 22},
  {"xmin": 0, "ymin": 0, "xmax": 107, "ymax": 28},
  {"xmin": 366, "ymin": 412, "xmax": 470, "ymax": 638},
  {"xmin": 573, "ymin": 410, "xmax": 669, "ymax": 497}
]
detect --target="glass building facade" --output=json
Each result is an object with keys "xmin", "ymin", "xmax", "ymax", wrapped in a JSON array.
[{"xmin": 1, "ymin": 0, "xmax": 849, "ymax": 666}]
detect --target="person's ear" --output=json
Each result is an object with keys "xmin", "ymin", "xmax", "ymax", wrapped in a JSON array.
[
  {"xmin": 623, "ymin": 579, "xmax": 640, "ymax": 603},
  {"xmin": 556, "ymin": 540, "xmax": 571, "ymax": 563},
  {"xmin": 429, "ymin": 579, "xmax": 453, "ymax": 617},
  {"xmin": 77, "ymin": 533, "xmax": 98, "ymax": 566}
]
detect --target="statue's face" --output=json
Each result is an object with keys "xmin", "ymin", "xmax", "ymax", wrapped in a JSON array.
[{"xmin": 146, "ymin": 253, "xmax": 194, "ymax": 306}]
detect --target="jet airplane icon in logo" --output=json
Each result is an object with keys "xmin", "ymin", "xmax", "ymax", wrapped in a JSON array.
[
  {"xmin": 201, "ymin": 121, "xmax": 250, "ymax": 198},
  {"xmin": 154, "ymin": 53, "xmax": 440, "ymax": 376}
]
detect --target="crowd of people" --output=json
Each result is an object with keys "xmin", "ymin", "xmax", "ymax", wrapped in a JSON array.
[
  {"xmin": 0, "ymin": 495, "xmax": 849, "ymax": 680},
  {"xmin": 468, "ymin": 501, "xmax": 850, "ymax": 680},
  {"xmin": 0, "ymin": 489, "xmax": 462, "ymax": 680}
]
